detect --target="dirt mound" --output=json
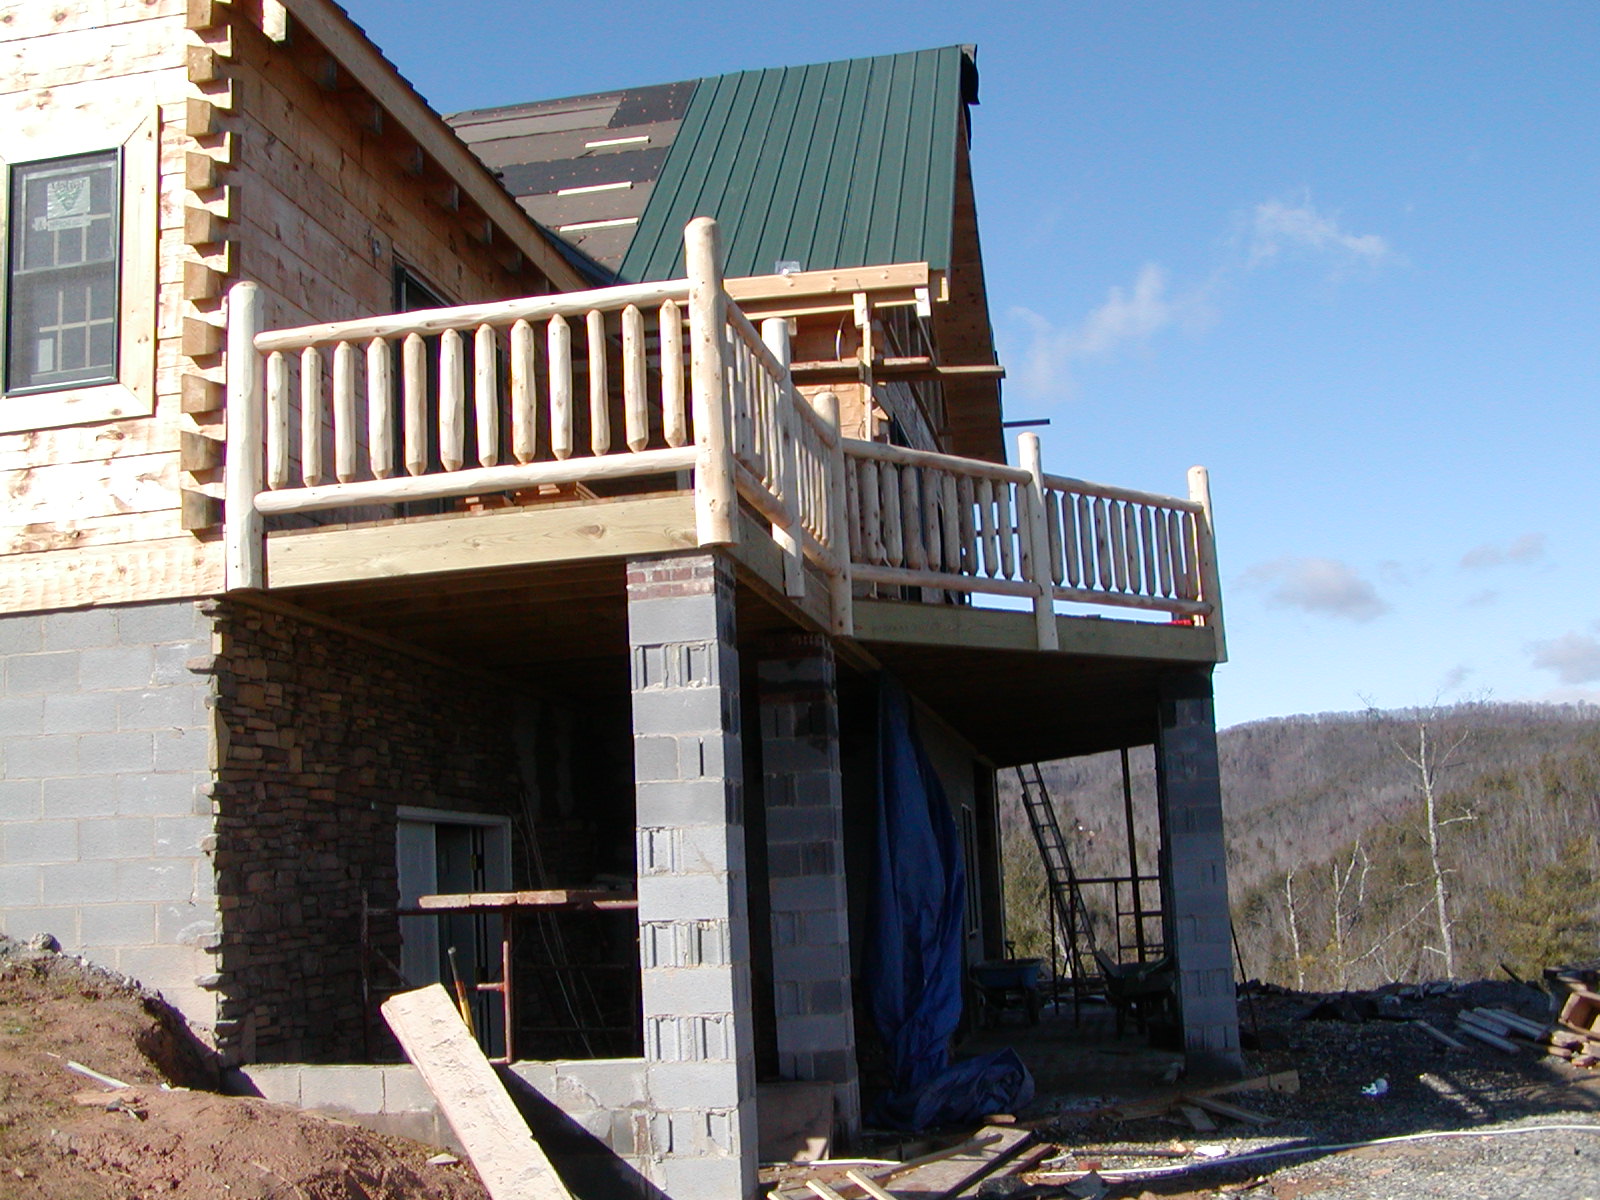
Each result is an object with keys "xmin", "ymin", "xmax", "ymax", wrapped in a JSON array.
[{"xmin": 0, "ymin": 936, "xmax": 486, "ymax": 1200}]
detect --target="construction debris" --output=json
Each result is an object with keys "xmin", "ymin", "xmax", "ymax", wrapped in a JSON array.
[{"xmin": 381, "ymin": 984, "xmax": 571, "ymax": 1200}]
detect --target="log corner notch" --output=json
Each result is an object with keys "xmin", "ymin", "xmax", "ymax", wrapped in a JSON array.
[
  {"xmin": 380, "ymin": 985, "xmax": 573, "ymax": 1200},
  {"xmin": 227, "ymin": 0, "xmax": 583, "ymax": 293}
]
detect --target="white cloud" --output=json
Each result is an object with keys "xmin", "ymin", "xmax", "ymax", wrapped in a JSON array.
[
  {"xmin": 1009, "ymin": 265, "xmax": 1214, "ymax": 400},
  {"xmin": 1460, "ymin": 533, "xmax": 1546, "ymax": 570},
  {"xmin": 1527, "ymin": 628, "xmax": 1600, "ymax": 685},
  {"xmin": 1437, "ymin": 665, "xmax": 1474, "ymax": 694},
  {"xmin": 1247, "ymin": 196, "xmax": 1391, "ymax": 271},
  {"xmin": 1238, "ymin": 556, "xmax": 1389, "ymax": 622}
]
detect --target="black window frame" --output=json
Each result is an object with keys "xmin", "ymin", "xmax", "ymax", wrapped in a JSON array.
[{"xmin": 4, "ymin": 147, "xmax": 123, "ymax": 397}]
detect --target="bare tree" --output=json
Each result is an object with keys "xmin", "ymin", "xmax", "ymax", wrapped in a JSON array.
[
  {"xmin": 1284, "ymin": 869, "xmax": 1305, "ymax": 990},
  {"xmin": 1371, "ymin": 704, "xmax": 1477, "ymax": 980}
]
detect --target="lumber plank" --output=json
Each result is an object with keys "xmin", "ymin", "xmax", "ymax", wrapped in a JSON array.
[
  {"xmin": 842, "ymin": 1169, "xmax": 902, "ymax": 1200},
  {"xmin": 0, "ymin": 536, "xmax": 221, "ymax": 614},
  {"xmin": 264, "ymin": 493, "xmax": 696, "ymax": 588},
  {"xmin": 1178, "ymin": 1104, "xmax": 1216, "ymax": 1133},
  {"xmin": 1185, "ymin": 1094, "xmax": 1271, "ymax": 1126},
  {"xmin": 1414, "ymin": 1020, "xmax": 1467, "ymax": 1050},
  {"xmin": 381, "ymin": 984, "xmax": 571, "ymax": 1200},
  {"xmin": 1455, "ymin": 1020, "xmax": 1519, "ymax": 1054}
]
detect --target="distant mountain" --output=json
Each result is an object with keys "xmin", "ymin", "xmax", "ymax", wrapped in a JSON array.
[{"xmin": 1000, "ymin": 702, "xmax": 1600, "ymax": 988}]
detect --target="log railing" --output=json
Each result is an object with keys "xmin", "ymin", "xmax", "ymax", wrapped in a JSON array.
[
  {"xmin": 238, "ymin": 278, "xmax": 695, "ymax": 520},
  {"xmin": 224, "ymin": 217, "xmax": 1220, "ymax": 653}
]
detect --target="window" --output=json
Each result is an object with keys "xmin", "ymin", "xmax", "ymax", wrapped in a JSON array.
[
  {"xmin": 0, "ymin": 114, "xmax": 155, "ymax": 434},
  {"xmin": 6, "ymin": 150, "xmax": 122, "ymax": 394}
]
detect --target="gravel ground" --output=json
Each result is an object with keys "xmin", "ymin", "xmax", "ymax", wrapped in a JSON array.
[{"xmin": 989, "ymin": 980, "xmax": 1600, "ymax": 1199}]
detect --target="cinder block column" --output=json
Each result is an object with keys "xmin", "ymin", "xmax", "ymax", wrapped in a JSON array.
[
  {"xmin": 627, "ymin": 553, "xmax": 757, "ymax": 1200},
  {"xmin": 757, "ymin": 635, "xmax": 860, "ymax": 1144},
  {"xmin": 1154, "ymin": 669, "xmax": 1243, "ymax": 1076}
]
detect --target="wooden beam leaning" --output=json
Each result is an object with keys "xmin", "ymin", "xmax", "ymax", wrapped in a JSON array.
[{"xmin": 380, "ymin": 985, "xmax": 572, "ymax": 1200}]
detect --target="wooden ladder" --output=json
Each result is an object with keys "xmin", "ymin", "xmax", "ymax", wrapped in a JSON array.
[{"xmin": 1014, "ymin": 764, "xmax": 1103, "ymax": 1011}]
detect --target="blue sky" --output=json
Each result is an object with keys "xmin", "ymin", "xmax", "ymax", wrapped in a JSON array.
[{"xmin": 343, "ymin": 1, "xmax": 1600, "ymax": 728}]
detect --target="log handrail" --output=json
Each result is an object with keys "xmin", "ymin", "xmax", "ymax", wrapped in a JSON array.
[{"xmin": 222, "ymin": 218, "xmax": 1220, "ymax": 650}]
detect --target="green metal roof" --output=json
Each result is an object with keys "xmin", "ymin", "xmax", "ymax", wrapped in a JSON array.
[{"xmin": 619, "ymin": 46, "xmax": 977, "ymax": 283}]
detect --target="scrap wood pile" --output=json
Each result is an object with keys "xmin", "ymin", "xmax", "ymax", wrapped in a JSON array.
[
  {"xmin": 766, "ymin": 1127, "xmax": 1055, "ymax": 1200},
  {"xmin": 766, "ymin": 1076, "xmax": 1297, "ymax": 1199}
]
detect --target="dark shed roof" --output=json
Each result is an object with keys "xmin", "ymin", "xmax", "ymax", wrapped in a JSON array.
[
  {"xmin": 621, "ymin": 46, "xmax": 977, "ymax": 282},
  {"xmin": 447, "ymin": 46, "xmax": 979, "ymax": 285}
]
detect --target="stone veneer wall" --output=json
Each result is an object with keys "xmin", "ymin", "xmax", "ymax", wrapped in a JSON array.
[
  {"xmin": 208, "ymin": 602, "xmax": 523, "ymax": 1064},
  {"xmin": 0, "ymin": 602, "xmax": 219, "ymax": 1028}
]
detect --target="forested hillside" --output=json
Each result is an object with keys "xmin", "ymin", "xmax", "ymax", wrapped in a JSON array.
[{"xmin": 999, "ymin": 702, "xmax": 1600, "ymax": 989}]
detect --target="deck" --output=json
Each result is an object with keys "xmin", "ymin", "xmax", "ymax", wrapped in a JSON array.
[{"xmin": 222, "ymin": 219, "xmax": 1224, "ymax": 736}]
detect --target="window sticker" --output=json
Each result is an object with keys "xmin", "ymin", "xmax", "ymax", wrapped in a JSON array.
[{"xmin": 41, "ymin": 175, "xmax": 95, "ymax": 230}]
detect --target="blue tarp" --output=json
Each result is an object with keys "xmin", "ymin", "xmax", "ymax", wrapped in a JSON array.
[{"xmin": 864, "ymin": 679, "xmax": 1034, "ymax": 1130}]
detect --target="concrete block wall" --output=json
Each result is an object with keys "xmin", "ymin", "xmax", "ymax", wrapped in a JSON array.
[
  {"xmin": 756, "ymin": 635, "xmax": 860, "ymax": 1142},
  {"xmin": 0, "ymin": 601, "xmax": 220, "ymax": 1029},
  {"xmin": 234, "ymin": 1058, "xmax": 662, "ymax": 1196},
  {"xmin": 1154, "ymin": 669, "xmax": 1243, "ymax": 1075},
  {"xmin": 627, "ymin": 552, "xmax": 758, "ymax": 1200}
]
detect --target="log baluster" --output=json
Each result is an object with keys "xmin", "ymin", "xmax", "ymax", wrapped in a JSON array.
[
  {"xmin": 977, "ymin": 478, "xmax": 998, "ymax": 577},
  {"xmin": 333, "ymin": 340, "xmax": 358, "ymax": 483},
  {"xmin": 510, "ymin": 318, "xmax": 537, "ymax": 464},
  {"xmin": 266, "ymin": 350, "xmax": 289, "ymax": 489},
  {"xmin": 660, "ymin": 300, "xmax": 686, "ymax": 447},
  {"xmin": 548, "ymin": 314, "xmax": 572, "ymax": 460},
  {"xmin": 996, "ymin": 481, "xmax": 1015, "ymax": 579},
  {"xmin": 474, "ymin": 323, "xmax": 498, "ymax": 467},
  {"xmin": 403, "ymin": 332, "xmax": 426, "ymax": 476},
  {"xmin": 1110, "ymin": 499, "xmax": 1129, "ymax": 591},
  {"xmin": 623, "ymin": 304, "xmax": 648, "ymax": 452},
  {"xmin": 1062, "ymin": 491, "xmax": 1081, "ymax": 587},
  {"xmin": 366, "ymin": 337, "xmax": 394, "ymax": 479},
  {"xmin": 300, "ymin": 346, "xmax": 323, "ymax": 486},
  {"xmin": 439, "ymin": 328, "xmax": 465, "ymax": 471},
  {"xmin": 587, "ymin": 308, "xmax": 609, "ymax": 456}
]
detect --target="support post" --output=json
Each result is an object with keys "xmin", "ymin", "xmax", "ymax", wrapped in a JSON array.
[
  {"xmin": 811, "ymin": 391, "xmax": 853, "ymax": 637},
  {"xmin": 1188, "ymin": 466, "xmax": 1225, "ymax": 660},
  {"xmin": 628, "ymin": 552, "xmax": 757, "ymax": 1199},
  {"xmin": 224, "ymin": 281, "xmax": 264, "ymax": 589},
  {"xmin": 762, "ymin": 317, "xmax": 806, "ymax": 599},
  {"xmin": 1153, "ymin": 669, "xmax": 1243, "ymax": 1076},
  {"xmin": 757, "ymin": 635, "xmax": 861, "ymax": 1145},
  {"xmin": 686, "ymin": 219, "xmax": 736, "ymax": 546},
  {"xmin": 1018, "ymin": 433, "xmax": 1059, "ymax": 651}
]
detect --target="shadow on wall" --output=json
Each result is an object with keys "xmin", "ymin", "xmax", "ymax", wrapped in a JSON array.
[{"xmin": 501, "ymin": 1070, "xmax": 670, "ymax": 1200}]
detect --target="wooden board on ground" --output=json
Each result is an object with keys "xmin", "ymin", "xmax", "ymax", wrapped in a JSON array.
[
  {"xmin": 878, "ymin": 1126, "xmax": 1034, "ymax": 1198},
  {"xmin": 381, "ymin": 984, "xmax": 571, "ymax": 1200}
]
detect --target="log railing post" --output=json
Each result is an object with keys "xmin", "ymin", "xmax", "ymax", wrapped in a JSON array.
[
  {"xmin": 813, "ymin": 391, "xmax": 853, "ymax": 637},
  {"xmin": 686, "ymin": 217, "xmax": 736, "ymax": 546},
  {"xmin": 1020, "ymin": 432, "xmax": 1059, "ymax": 651},
  {"xmin": 762, "ymin": 316, "xmax": 805, "ymax": 597},
  {"xmin": 1188, "ymin": 465, "xmax": 1226, "ymax": 659},
  {"xmin": 225, "ymin": 281, "xmax": 265, "ymax": 589}
]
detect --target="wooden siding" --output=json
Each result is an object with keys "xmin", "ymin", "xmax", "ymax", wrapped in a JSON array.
[
  {"xmin": 0, "ymin": 1, "xmax": 562, "ymax": 615},
  {"xmin": 0, "ymin": 3, "xmax": 211, "ymax": 609}
]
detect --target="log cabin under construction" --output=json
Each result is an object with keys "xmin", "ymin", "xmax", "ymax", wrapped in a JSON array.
[{"xmin": 0, "ymin": 3, "xmax": 1241, "ymax": 1196}]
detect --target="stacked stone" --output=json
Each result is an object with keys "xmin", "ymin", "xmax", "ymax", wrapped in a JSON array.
[{"xmin": 208, "ymin": 603, "xmax": 521, "ymax": 1063}]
